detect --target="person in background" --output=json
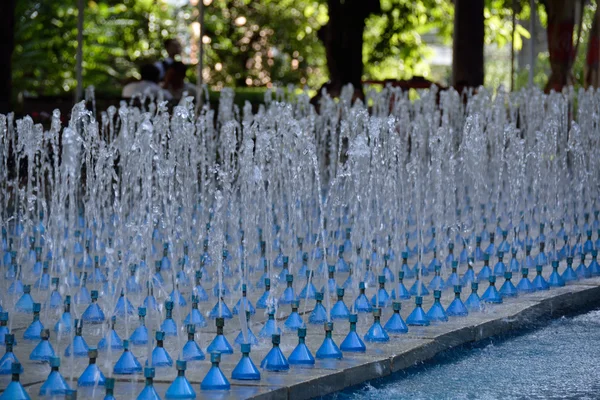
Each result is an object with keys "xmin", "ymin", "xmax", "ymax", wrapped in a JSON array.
[
  {"xmin": 122, "ymin": 64, "xmax": 172, "ymax": 99},
  {"xmin": 162, "ymin": 62, "xmax": 197, "ymax": 101},
  {"xmin": 155, "ymin": 38, "xmax": 183, "ymax": 81}
]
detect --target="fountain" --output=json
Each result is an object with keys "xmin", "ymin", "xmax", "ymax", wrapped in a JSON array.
[{"xmin": 0, "ymin": 85, "xmax": 599, "ymax": 398}]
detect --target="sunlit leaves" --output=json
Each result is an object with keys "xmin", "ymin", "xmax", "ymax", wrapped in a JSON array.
[{"xmin": 13, "ymin": 0, "xmax": 178, "ymax": 96}]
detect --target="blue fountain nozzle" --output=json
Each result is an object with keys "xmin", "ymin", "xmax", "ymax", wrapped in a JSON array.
[
  {"xmin": 291, "ymin": 300, "xmax": 300, "ymax": 309},
  {"xmin": 105, "ymin": 377, "xmax": 115, "ymax": 390},
  {"xmin": 52, "ymin": 277, "xmax": 59, "ymax": 285},
  {"xmin": 489, "ymin": 275, "xmax": 496, "ymax": 284},
  {"xmin": 393, "ymin": 302, "xmax": 401, "ymax": 311},
  {"xmin": 337, "ymin": 287, "xmax": 344, "ymax": 297},
  {"xmin": 349, "ymin": 313, "xmax": 358, "ymax": 323},
  {"xmin": 398, "ymin": 270, "xmax": 405, "ymax": 280},
  {"xmin": 373, "ymin": 308, "xmax": 381, "ymax": 317},
  {"xmin": 187, "ymin": 324, "xmax": 195, "ymax": 334},
  {"xmin": 33, "ymin": 303, "xmax": 41, "ymax": 313},
  {"xmin": 165, "ymin": 300, "xmax": 174, "ymax": 310},
  {"xmin": 415, "ymin": 296, "xmax": 423, "ymax": 306},
  {"xmin": 483, "ymin": 253, "xmax": 490, "ymax": 261},
  {"xmin": 401, "ymin": 251, "xmax": 408, "ymax": 259},
  {"xmin": 211, "ymin": 352, "xmax": 221, "ymax": 363},
  {"xmin": 504, "ymin": 272, "xmax": 512, "ymax": 279},
  {"xmin": 50, "ymin": 356, "xmax": 60, "ymax": 368},
  {"xmin": 454, "ymin": 285, "xmax": 461, "ymax": 294},
  {"xmin": 378, "ymin": 275, "xmax": 386, "ymax": 284},
  {"xmin": 240, "ymin": 343, "xmax": 251, "ymax": 354},
  {"xmin": 522, "ymin": 267, "xmax": 529, "ymax": 276},
  {"xmin": 448, "ymin": 242, "xmax": 454, "ymax": 250},
  {"xmin": 472, "ymin": 282, "xmax": 479, "ymax": 291},
  {"xmin": 23, "ymin": 285, "xmax": 31, "ymax": 294},
  {"xmin": 144, "ymin": 367, "xmax": 155, "ymax": 378},
  {"xmin": 433, "ymin": 290, "xmax": 441, "ymax": 299},
  {"xmin": 12, "ymin": 362, "xmax": 21, "ymax": 374},
  {"xmin": 5, "ymin": 333, "xmax": 14, "ymax": 344},
  {"xmin": 315, "ymin": 292, "xmax": 324, "ymax": 301},
  {"xmin": 156, "ymin": 331, "xmax": 165, "ymax": 341},
  {"xmin": 286, "ymin": 274, "xmax": 293, "ymax": 282},
  {"xmin": 512, "ymin": 247, "xmax": 518, "ymax": 254},
  {"xmin": 497, "ymin": 251, "xmax": 504, "ymax": 258},
  {"xmin": 138, "ymin": 307, "xmax": 146, "ymax": 317},
  {"xmin": 298, "ymin": 327, "xmax": 307, "ymax": 338},
  {"xmin": 359, "ymin": 282, "xmax": 366, "ymax": 290},
  {"xmin": 176, "ymin": 359, "xmax": 187, "ymax": 371},
  {"xmin": 88, "ymin": 347, "xmax": 98, "ymax": 358},
  {"xmin": 272, "ymin": 334, "xmax": 281, "ymax": 345},
  {"xmin": 536, "ymin": 265, "xmax": 543, "ymax": 273},
  {"xmin": 452, "ymin": 260, "xmax": 458, "ymax": 268},
  {"xmin": 552, "ymin": 260, "xmax": 559, "ymax": 268},
  {"xmin": 91, "ymin": 290, "xmax": 98, "ymax": 301},
  {"xmin": 0, "ymin": 312, "xmax": 7, "ymax": 322},
  {"xmin": 567, "ymin": 256, "xmax": 573, "ymax": 264}
]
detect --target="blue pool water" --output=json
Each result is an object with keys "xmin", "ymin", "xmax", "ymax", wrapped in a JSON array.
[{"xmin": 328, "ymin": 308, "xmax": 600, "ymax": 400}]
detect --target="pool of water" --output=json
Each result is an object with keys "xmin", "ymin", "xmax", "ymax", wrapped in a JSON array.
[{"xmin": 327, "ymin": 308, "xmax": 600, "ymax": 400}]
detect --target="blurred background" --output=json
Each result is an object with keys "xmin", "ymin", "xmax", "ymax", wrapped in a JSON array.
[{"xmin": 1, "ymin": 0, "xmax": 600, "ymax": 114}]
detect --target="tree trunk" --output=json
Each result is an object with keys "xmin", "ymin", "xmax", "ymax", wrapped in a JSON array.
[
  {"xmin": 0, "ymin": 0, "xmax": 16, "ymax": 114},
  {"xmin": 585, "ymin": 4, "xmax": 600, "ymax": 88},
  {"xmin": 317, "ymin": 0, "xmax": 381, "ymax": 99},
  {"xmin": 452, "ymin": 0, "xmax": 485, "ymax": 89},
  {"xmin": 544, "ymin": 0, "xmax": 576, "ymax": 92}
]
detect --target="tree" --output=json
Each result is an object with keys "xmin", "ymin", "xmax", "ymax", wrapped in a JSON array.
[
  {"xmin": 363, "ymin": 0, "xmax": 453, "ymax": 81},
  {"xmin": 316, "ymin": 0, "xmax": 381, "ymax": 97},
  {"xmin": 452, "ymin": 0, "xmax": 484, "ymax": 87},
  {"xmin": 0, "ymin": 0, "xmax": 16, "ymax": 113},
  {"xmin": 12, "ymin": 0, "xmax": 178, "ymax": 97},
  {"xmin": 200, "ymin": 0, "xmax": 327, "ymax": 89}
]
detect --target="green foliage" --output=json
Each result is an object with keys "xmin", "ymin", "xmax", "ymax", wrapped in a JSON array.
[
  {"xmin": 361, "ymin": 0, "xmax": 534, "ymax": 82},
  {"xmin": 12, "ymin": 0, "xmax": 563, "ymax": 97},
  {"xmin": 199, "ymin": 0, "xmax": 327, "ymax": 88},
  {"xmin": 363, "ymin": 0, "xmax": 453, "ymax": 80},
  {"xmin": 13, "ymin": 0, "xmax": 178, "ymax": 97},
  {"xmin": 514, "ymin": 51, "xmax": 551, "ymax": 90},
  {"xmin": 569, "ymin": 1, "xmax": 597, "ymax": 87}
]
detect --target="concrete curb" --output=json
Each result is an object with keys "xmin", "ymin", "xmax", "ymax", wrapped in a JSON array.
[{"xmin": 248, "ymin": 283, "xmax": 600, "ymax": 400}]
